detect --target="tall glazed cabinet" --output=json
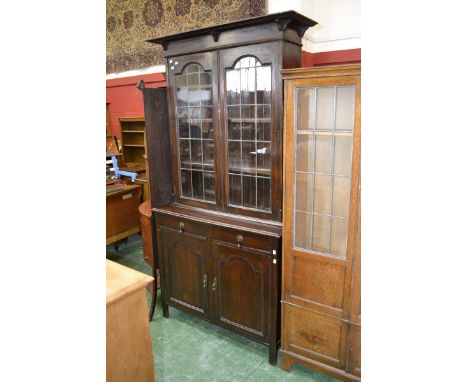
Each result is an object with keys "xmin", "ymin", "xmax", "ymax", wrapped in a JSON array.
[
  {"xmin": 280, "ymin": 65, "xmax": 361, "ymax": 381},
  {"xmin": 147, "ymin": 12, "xmax": 317, "ymax": 365}
]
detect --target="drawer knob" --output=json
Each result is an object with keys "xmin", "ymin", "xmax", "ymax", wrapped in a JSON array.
[
  {"xmin": 237, "ymin": 235, "xmax": 243, "ymax": 248},
  {"xmin": 179, "ymin": 222, "xmax": 185, "ymax": 233}
]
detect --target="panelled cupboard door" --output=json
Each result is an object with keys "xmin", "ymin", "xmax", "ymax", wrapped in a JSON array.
[
  {"xmin": 218, "ymin": 43, "xmax": 282, "ymax": 222},
  {"xmin": 211, "ymin": 241, "xmax": 270, "ymax": 342},
  {"xmin": 159, "ymin": 228, "xmax": 210, "ymax": 320},
  {"xmin": 166, "ymin": 52, "xmax": 222, "ymax": 210},
  {"xmin": 283, "ymin": 70, "xmax": 361, "ymax": 319},
  {"xmin": 282, "ymin": 303, "xmax": 349, "ymax": 370}
]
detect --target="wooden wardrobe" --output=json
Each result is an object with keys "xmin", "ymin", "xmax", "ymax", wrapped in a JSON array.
[{"xmin": 280, "ymin": 65, "xmax": 361, "ymax": 381}]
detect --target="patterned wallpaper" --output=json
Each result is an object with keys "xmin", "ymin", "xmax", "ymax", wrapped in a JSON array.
[{"xmin": 106, "ymin": 0, "xmax": 266, "ymax": 74}]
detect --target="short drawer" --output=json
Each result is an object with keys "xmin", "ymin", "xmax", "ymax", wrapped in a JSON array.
[
  {"xmin": 212, "ymin": 226, "xmax": 277, "ymax": 253},
  {"xmin": 157, "ymin": 214, "xmax": 208, "ymax": 238}
]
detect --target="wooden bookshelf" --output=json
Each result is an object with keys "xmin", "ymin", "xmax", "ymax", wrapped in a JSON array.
[{"xmin": 119, "ymin": 118, "xmax": 146, "ymax": 167}]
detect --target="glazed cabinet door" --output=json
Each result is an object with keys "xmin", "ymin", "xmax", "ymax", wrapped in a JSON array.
[
  {"xmin": 218, "ymin": 43, "xmax": 281, "ymax": 221},
  {"xmin": 166, "ymin": 52, "xmax": 221, "ymax": 209},
  {"xmin": 210, "ymin": 240, "xmax": 271, "ymax": 343},
  {"xmin": 159, "ymin": 227, "xmax": 210, "ymax": 320},
  {"xmin": 282, "ymin": 66, "xmax": 361, "ymax": 373}
]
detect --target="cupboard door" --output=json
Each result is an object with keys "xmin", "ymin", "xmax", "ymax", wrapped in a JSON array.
[
  {"xmin": 219, "ymin": 43, "xmax": 281, "ymax": 221},
  {"xmin": 167, "ymin": 52, "xmax": 221, "ymax": 209},
  {"xmin": 283, "ymin": 72, "xmax": 360, "ymax": 319},
  {"xmin": 159, "ymin": 228, "xmax": 209, "ymax": 320},
  {"xmin": 211, "ymin": 240, "xmax": 271, "ymax": 342}
]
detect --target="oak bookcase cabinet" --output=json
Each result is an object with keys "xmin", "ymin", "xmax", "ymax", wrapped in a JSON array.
[
  {"xmin": 146, "ymin": 11, "xmax": 317, "ymax": 365},
  {"xmin": 280, "ymin": 65, "xmax": 361, "ymax": 381}
]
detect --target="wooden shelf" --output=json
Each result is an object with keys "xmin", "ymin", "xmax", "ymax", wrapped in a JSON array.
[
  {"xmin": 229, "ymin": 167, "xmax": 271, "ymax": 176},
  {"xmin": 229, "ymin": 118, "xmax": 270, "ymax": 123},
  {"xmin": 122, "ymin": 130, "xmax": 144, "ymax": 133},
  {"xmin": 123, "ymin": 144, "xmax": 145, "ymax": 148},
  {"xmin": 296, "ymin": 130, "xmax": 353, "ymax": 136}
]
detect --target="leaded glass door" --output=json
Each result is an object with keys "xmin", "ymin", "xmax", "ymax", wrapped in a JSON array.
[
  {"xmin": 168, "ymin": 52, "xmax": 221, "ymax": 209},
  {"xmin": 282, "ymin": 66, "xmax": 361, "ymax": 320},
  {"xmin": 219, "ymin": 44, "xmax": 281, "ymax": 221},
  {"xmin": 294, "ymin": 84, "xmax": 356, "ymax": 258}
]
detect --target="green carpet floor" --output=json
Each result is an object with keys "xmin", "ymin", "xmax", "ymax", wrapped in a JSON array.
[{"xmin": 107, "ymin": 234, "xmax": 339, "ymax": 382}]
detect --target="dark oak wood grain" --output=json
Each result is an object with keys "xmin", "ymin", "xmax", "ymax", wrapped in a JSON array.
[{"xmin": 146, "ymin": 11, "xmax": 317, "ymax": 365}]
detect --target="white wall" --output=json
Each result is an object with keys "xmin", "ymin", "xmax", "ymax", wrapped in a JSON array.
[{"xmin": 268, "ymin": 0, "xmax": 361, "ymax": 53}]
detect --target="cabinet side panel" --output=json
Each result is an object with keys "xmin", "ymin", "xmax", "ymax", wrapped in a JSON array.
[{"xmin": 143, "ymin": 87, "xmax": 173, "ymax": 208}]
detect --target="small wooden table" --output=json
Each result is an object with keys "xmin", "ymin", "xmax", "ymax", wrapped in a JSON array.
[
  {"xmin": 106, "ymin": 183, "xmax": 142, "ymax": 245},
  {"xmin": 106, "ymin": 260, "xmax": 155, "ymax": 381}
]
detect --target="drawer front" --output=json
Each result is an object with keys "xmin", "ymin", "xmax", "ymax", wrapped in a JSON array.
[
  {"xmin": 212, "ymin": 226, "xmax": 277, "ymax": 253},
  {"xmin": 158, "ymin": 214, "xmax": 208, "ymax": 238}
]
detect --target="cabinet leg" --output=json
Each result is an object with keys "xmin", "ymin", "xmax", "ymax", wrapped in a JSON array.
[
  {"xmin": 162, "ymin": 298, "xmax": 169, "ymax": 318},
  {"xmin": 280, "ymin": 352, "xmax": 293, "ymax": 372},
  {"xmin": 148, "ymin": 280, "xmax": 156, "ymax": 321},
  {"xmin": 269, "ymin": 344, "xmax": 278, "ymax": 365}
]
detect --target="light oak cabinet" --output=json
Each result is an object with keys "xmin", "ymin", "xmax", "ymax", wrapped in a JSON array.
[{"xmin": 280, "ymin": 65, "xmax": 361, "ymax": 381}]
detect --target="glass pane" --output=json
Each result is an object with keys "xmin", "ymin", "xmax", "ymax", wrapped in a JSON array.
[
  {"xmin": 203, "ymin": 172, "xmax": 215, "ymax": 201},
  {"xmin": 334, "ymin": 135, "xmax": 353, "ymax": 176},
  {"xmin": 295, "ymin": 211, "xmax": 312, "ymax": 250},
  {"xmin": 295, "ymin": 173, "xmax": 314, "ymax": 212},
  {"xmin": 297, "ymin": 88, "xmax": 316, "ymax": 130},
  {"xmin": 313, "ymin": 174, "xmax": 332, "ymax": 215},
  {"xmin": 296, "ymin": 135, "xmax": 314, "ymax": 172},
  {"xmin": 228, "ymin": 141, "xmax": 241, "ymax": 170},
  {"xmin": 256, "ymin": 142, "xmax": 270, "ymax": 173},
  {"xmin": 190, "ymin": 140, "xmax": 202, "ymax": 163},
  {"xmin": 316, "ymin": 87, "xmax": 334, "ymax": 130},
  {"xmin": 202, "ymin": 121, "xmax": 213, "ymax": 139},
  {"xmin": 242, "ymin": 175, "xmax": 256, "ymax": 208},
  {"xmin": 315, "ymin": 135, "xmax": 334, "ymax": 173},
  {"xmin": 190, "ymin": 122, "xmax": 201, "ymax": 138},
  {"xmin": 336, "ymin": 86, "xmax": 355, "ymax": 131},
  {"xmin": 293, "ymin": 85, "xmax": 355, "ymax": 258},
  {"xmin": 241, "ymin": 141, "xmax": 256, "ymax": 173},
  {"xmin": 181, "ymin": 169, "xmax": 192, "ymax": 197},
  {"xmin": 242, "ymin": 120, "xmax": 255, "ymax": 140},
  {"xmin": 332, "ymin": 176, "xmax": 351, "ymax": 218},
  {"xmin": 178, "ymin": 120, "xmax": 189, "ymax": 138},
  {"xmin": 257, "ymin": 177, "xmax": 271, "ymax": 211},
  {"xmin": 191, "ymin": 170, "xmax": 203, "ymax": 199},
  {"xmin": 227, "ymin": 56, "xmax": 272, "ymax": 212},
  {"xmin": 203, "ymin": 140, "xmax": 214, "ymax": 167},
  {"xmin": 175, "ymin": 63, "xmax": 215, "ymax": 202},
  {"xmin": 330, "ymin": 218, "xmax": 348, "ymax": 258},
  {"xmin": 257, "ymin": 121, "xmax": 270, "ymax": 141},
  {"xmin": 229, "ymin": 174, "xmax": 242, "ymax": 205},
  {"xmin": 228, "ymin": 120, "xmax": 241, "ymax": 140},
  {"xmin": 312, "ymin": 214, "xmax": 330, "ymax": 253},
  {"xmin": 179, "ymin": 139, "xmax": 190, "ymax": 163}
]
